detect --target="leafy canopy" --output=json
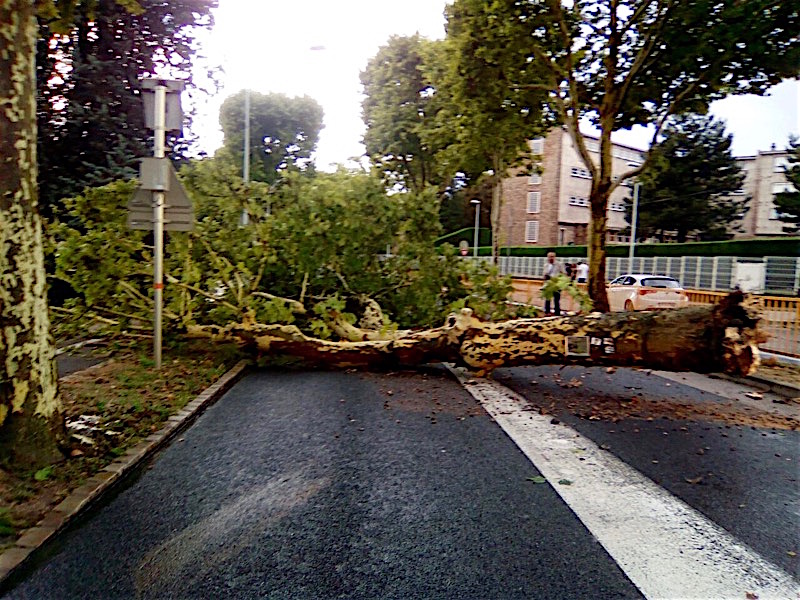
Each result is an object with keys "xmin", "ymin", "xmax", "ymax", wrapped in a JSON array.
[
  {"xmin": 459, "ymin": 0, "xmax": 800, "ymax": 309},
  {"xmin": 52, "ymin": 161, "xmax": 529, "ymax": 340},
  {"xmin": 631, "ymin": 114, "xmax": 748, "ymax": 243},
  {"xmin": 361, "ymin": 35, "xmax": 451, "ymax": 194},
  {"xmin": 36, "ymin": 0, "xmax": 218, "ymax": 218},
  {"xmin": 218, "ymin": 90, "xmax": 323, "ymax": 184}
]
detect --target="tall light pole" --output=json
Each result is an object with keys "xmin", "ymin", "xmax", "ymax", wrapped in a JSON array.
[
  {"xmin": 470, "ymin": 199, "xmax": 481, "ymax": 258},
  {"xmin": 628, "ymin": 180, "xmax": 640, "ymax": 275},
  {"xmin": 240, "ymin": 88, "xmax": 251, "ymax": 226}
]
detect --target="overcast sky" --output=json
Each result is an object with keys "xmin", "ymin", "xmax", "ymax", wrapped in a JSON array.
[{"xmin": 192, "ymin": 0, "xmax": 799, "ymax": 168}]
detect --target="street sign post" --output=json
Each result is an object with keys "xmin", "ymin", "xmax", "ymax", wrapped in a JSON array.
[{"xmin": 130, "ymin": 79, "xmax": 193, "ymax": 369}]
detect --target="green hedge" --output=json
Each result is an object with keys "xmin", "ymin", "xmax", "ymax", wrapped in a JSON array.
[
  {"xmin": 471, "ymin": 237, "xmax": 800, "ymax": 258},
  {"xmin": 436, "ymin": 227, "xmax": 492, "ymax": 248}
]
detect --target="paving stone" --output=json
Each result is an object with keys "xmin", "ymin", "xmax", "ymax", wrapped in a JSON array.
[
  {"xmin": 0, "ymin": 547, "xmax": 33, "ymax": 578},
  {"xmin": 16, "ymin": 527, "xmax": 55, "ymax": 549},
  {"xmin": 36, "ymin": 512, "xmax": 67, "ymax": 531}
]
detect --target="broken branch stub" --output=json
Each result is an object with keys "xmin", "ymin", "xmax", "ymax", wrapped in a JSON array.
[{"xmin": 188, "ymin": 292, "xmax": 760, "ymax": 376}]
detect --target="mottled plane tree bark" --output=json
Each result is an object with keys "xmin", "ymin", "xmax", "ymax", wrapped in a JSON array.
[
  {"xmin": 0, "ymin": 0, "xmax": 63, "ymax": 468},
  {"xmin": 188, "ymin": 293, "xmax": 761, "ymax": 378}
]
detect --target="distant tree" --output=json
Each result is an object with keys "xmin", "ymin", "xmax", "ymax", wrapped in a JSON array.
[
  {"xmin": 631, "ymin": 114, "xmax": 747, "ymax": 243},
  {"xmin": 361, "ymin": 35, "xmax": 451, "ymax": 194},
  {"xmin": 36, "ymin": 0, "xmax": 217, "ymax": 218},
  {"xmin": 437, "ymin": 0, "xmax": 551, "ymax": 261},
  {"xmin": 773, "ymin": 138, "xmax": 800, "ymax": 233},
  {"xmin": 460, "ymin": 0, "xmax": 800, "ymax": 310},
  {"xmin": 218, "ymin": 91, "xmax": 323, "ymax": 184}
]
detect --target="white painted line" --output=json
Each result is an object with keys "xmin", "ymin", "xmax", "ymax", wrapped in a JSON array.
[{"xmin": 449, "ymin": 366, "xmax": 799, "ymax": 600}]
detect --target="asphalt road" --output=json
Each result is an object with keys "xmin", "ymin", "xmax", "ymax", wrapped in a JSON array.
[
  {"xmin": 493, "ymin": 365, "xmax": 800, "ymax": 579},
  {"xmin": 5, "ymin": 368, "xmax": 642, "ymax": 600}
]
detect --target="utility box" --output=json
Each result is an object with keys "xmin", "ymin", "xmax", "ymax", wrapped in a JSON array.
[{"xmin": 733, "ymin": 261, "xmax": 766, "ymax": 293}]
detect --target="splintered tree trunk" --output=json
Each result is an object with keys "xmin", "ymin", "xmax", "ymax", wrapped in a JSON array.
[
  {"xmin": 0, "ymin": 1, "xmax": 64, "ymax": 469},
  {"xmin": 189, "ymin": 293, "xmax": 761, "ymax": 377}
]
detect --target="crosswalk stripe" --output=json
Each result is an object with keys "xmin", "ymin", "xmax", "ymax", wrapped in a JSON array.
[{"xmin": 449, "ymin": 366, "xmax": 799, "ymax": 600}]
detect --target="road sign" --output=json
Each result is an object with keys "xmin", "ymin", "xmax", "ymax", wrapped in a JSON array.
[
  {"xmin": 127, "ymin": 158, "xmax": 194, "ymax": 231},
  {"xmin": 141, "ymin": 79, "xmax": 185, "ymax": 131}
]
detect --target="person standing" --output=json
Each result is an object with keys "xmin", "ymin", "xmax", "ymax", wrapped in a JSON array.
[
  {"xmin": 543, "ymin": 251, "xmax": 566, "ymax": 315},
  {"xmin": 576, "ymin": 261, "xmax": 589, "ymax": 284}
]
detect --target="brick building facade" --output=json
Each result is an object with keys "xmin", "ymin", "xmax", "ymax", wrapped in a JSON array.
[
  {"xmin": 497, "ymin": 128, "xmax": 646, "ymax": 247},
  {"xmin": 498, "ymin": 129, "xmax": 797, "ymax": 246}
]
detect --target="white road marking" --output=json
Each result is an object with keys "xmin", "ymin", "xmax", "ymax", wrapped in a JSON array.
[{"xmin": 449, "ymin": 366, "xmax": 800, "ymax": 600}]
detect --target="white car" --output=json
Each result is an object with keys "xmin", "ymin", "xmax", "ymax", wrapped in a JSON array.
[{"xmin": 607, "ymin": 274, "xmax": 690, "ymax": 311}]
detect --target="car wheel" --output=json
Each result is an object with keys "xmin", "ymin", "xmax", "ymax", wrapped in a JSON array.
[{"xmin": 624, "ymin": 300, "xmax": 635, "ymax": 311}]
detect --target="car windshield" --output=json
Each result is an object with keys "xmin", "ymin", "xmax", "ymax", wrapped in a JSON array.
[{"xmin": 641, "ymin": 278, "xmax": 680, "ymax": 288}]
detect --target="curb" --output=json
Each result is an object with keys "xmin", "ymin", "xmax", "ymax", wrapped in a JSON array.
[
  {"xmin": 710, "ymin": 372, "xmax": 800, "ymax": 400},
  {"xmin": 0, "ymin": 359, "xmax": 250, "ymax": 588}
]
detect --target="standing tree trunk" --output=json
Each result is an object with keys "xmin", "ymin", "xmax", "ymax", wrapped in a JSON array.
[
  {"xmin": 0, "ymin": 1, "xmax": 64, "ymax": 469},
  {"xmin": 588, "ymin": 172, "xmax": 612, "ymax": 313}
]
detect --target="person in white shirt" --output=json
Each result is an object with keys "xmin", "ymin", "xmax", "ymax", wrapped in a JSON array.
[
  {"xmin": 543, "ymin": 251, "xmax": 566, "ymax": 315},
  {"xmin": 576, "ymin": 261, "xmax": 589, "ymax": 283}
]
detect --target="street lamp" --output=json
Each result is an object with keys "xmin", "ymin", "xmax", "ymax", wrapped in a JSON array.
[
  {"xmin": 470, "ymin": 199, "xmax": 481, "ymax": 258},
  {"xmin": 240, "ymin": 88, "xmax": 251, "ymax": 226},
  {"xmin": 628, "ymin": 180, "xmax": 640, "ymax": 275}
]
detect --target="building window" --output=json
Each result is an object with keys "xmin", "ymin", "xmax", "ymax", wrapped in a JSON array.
[
  {"xmin": 774, "ymin": 156, "xmax": 789, "ymax": 173},
  {"xmin": 609, "ymin": 202, "xmax": 626, "ymax": 212},
  {"xmin": 529, "ymin": 138, "xmax": 544, "ymax": 154},
  {"xmin": 612, "ymin": 147, "xmax": 644, "ymax": 163},
  {"xmin": 527, "ymin": 192, "xmax": 541, "ymax": 213},
  {"xmin": 525, "ymin": 220, "xmax": 539, "ymax": 242},
  {"xmin": 569, "ymin": 196, "xmax": 590, "ymax": 207},
  {"xmin": 528, "ymin": 173, "xmax": 542, "ymax": 185},
  {"xmin": 732, "ymin": 188, "xmax": 745, "ymax": 195},
  {"xmin": 770, "ymin": 208, "xmax": 789, "ymax": 220},
  {"xmin": 570, "ymin": 166, "xmax": 592, "ymax": 179}
]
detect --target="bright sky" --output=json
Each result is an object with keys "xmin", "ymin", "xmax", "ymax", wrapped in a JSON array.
[{"xmin": 192, "ymin": 0, "xmax": 800, "ymax": 169}]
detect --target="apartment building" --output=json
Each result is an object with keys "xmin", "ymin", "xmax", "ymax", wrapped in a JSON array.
[
  {"xmin": 732, "ymin": 148, "xmax": 796, "ymax": 238},
  {"xmin": 498, "ymin": 128, "xmax": 645, "ymax": 247}
]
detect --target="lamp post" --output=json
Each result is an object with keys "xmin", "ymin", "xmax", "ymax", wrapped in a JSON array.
[
  {"xmin": 628, "ymin": 180, "xmax": 640, "ymax": 275},
  {"xmin": 240, "ymin": 88, "xmax": 251, "ymax": 226},
  {"xmin": 470, "ymin": 199, "xmax": 481, "ymax": 258}
]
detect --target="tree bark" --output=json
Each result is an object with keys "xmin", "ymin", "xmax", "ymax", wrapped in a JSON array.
[
  {"xmin": 188, "ymin": 293, "xmax": 760, "ymax": 377},
  {"xmin": 0, "ymin": 1, "xmax": 64, "ymax": 470},
  {"xmin": 588, "ymin": 179, "xmax": 612, "ymax": 313}
]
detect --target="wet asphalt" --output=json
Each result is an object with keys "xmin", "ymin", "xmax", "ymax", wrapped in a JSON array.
[
  {"xmin": 493, "ymin": 365, "xmax": 800, "ymax": 579},
  {"xmin": 4, "ymin": 368, "xmax": 642, "ymax": 600}
]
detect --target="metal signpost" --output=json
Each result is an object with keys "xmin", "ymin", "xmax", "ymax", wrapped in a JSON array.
[{"xmin": 128, "ymin": 79, "xmax": 193, "ymax": 369}]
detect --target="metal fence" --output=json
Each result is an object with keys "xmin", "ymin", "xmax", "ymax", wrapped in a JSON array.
[{"xmin": 472, "ymin": 255, "xmax": 800, "ymax": 295}]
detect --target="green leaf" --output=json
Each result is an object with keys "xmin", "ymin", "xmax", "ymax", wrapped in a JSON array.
[
  {"xmin": 557, "ymin": 479, "xmax": 573, "ymax": 486},
  {"xmin": 527, "ymin": 476, "xmax": 547, "ymax": 484},
  {"xmin": 34, "ymin": 466, "xmax": 54, "ymax": 481}
]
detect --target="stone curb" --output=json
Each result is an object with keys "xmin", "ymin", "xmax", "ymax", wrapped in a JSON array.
[
  {"xmin": 0, "ymin": 359, "xmax": 250, "ymax": 588},
  {"xmin": 710, "ymin": 372, "xmax": 800, "ymax": 400}
]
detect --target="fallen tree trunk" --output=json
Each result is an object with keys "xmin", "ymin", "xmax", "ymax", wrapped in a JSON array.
[{"xmin": 187, "ymin": 292, "xmax": 761, "ymax": 376}]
